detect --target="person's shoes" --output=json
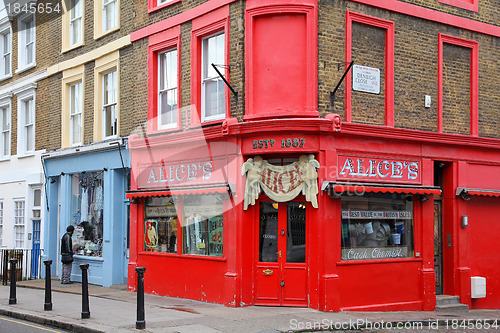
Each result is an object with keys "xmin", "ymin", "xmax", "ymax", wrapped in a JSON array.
[{"xmin": 61, "ymin": 281, "xmax": 74, "ymax": 284}]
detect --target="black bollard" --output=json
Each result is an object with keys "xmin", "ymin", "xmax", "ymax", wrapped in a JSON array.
[
  {"xmin": 80, "ymin": 264, "xmax": 90, "ymax": 319},
  {"xmin": 8, "ymin": 259, "xmax": 17, "ymax": 304},
  {"xmin": 135, "ymin": 267, "xmax": 146, "ymax": 330},
  {"xmin": 43, "ymin": 260, "xmax": 52, "ymax": 310}
]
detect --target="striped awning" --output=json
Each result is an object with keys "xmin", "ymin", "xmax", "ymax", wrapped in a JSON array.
[
  {"xmin": 456, "ymin": 187, "xmax": 500, "ymax": 198},
  {"xmin": 322, "ymin": 182, "xmax": 442, "ymax": 196},
  {"xmin": 126, "ymin": 185, "xmax": 233, "ymax": 199}
]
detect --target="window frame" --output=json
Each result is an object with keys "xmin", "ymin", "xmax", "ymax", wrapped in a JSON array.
[
  {"xmin": 190, "ymin": 9, "xmax": 229, "ymax": 127},
  {"xmin": 148, "ymin": 0, "xmax": 181, "ymax": 14},
  {"xmin": 0, "ymin": 24, "xmax": 12, "ymax": 80},
  {"xmin": 62, "ymin": 0, "xmax": 84, "ymax": 52},
  {"xmin": 62, "ymin": 66, "xmax": 84, "ymax": 148},
  {"xmin": 157, "ymin": 48, "xmax": 178, "ymax": 130},
  {"xmin": 345, "ymin": 11, "xmax": 395, "ymax": 127},
  {"xmin": 0, "ymin": 98, "xmax": 11, "ymax": 160},
  {"xmin": 15, "ymin": 85, "xmax": 36, "ymax": 156},
  {"xmin": 13, "ymin": 199, "xmax": 26, "ymax": 249},
  {"xmin": 438, "ymin": 0, "xmax": 478, "ymax": 12},
  {"xmin": 69, "ymin": 81, "xmax": 83, "ymax": 146},
  {"xmin": 69, "ymin": 0, "xmax": 83, "ymax": 46},
  {"xmin": 147, "ymin": 27, "xmax": 181, "ymax": 133},
  {"xmin": 102, "ymin": 69, "xmax": 118, "ymax": 138},
  {"xmin": 95, "ymin": 0, "xmax": 120, "ymax": 39},
  {"xmin": 94, "ymin": 52, "xmax": 119, "ymax": 141},
  {"xmin": 17, "ymin": 13, "xmax": 36, "ymax": 73}
]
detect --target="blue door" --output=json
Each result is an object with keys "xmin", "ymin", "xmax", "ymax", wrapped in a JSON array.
[{"xmin": 31, "ymin": 220, "xmax": 41, "ymax": 279}]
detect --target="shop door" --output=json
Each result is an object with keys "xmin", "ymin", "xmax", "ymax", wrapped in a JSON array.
[
  {"xmin": 434, "ymin": 200, "xmax": 443, "ymax": 295},
  {"xmin": 256, "ymin": 201, "xmax": 307, "ymax": 306}
]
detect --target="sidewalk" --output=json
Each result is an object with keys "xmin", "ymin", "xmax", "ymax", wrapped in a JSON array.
[{"xmin": 0, "ymin": 279, "xmax": 499, "ymax": 333}]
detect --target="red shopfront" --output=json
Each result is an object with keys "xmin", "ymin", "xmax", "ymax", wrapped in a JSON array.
[{"xmin": 126, "ymin": 119, "xmax": 500, "ymax": 311}]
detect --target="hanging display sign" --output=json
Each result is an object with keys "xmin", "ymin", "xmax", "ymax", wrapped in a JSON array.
[
  {"xmin": 241, "ymin": 154, "xmax": 320, "ymax": 210},
  {"xmin": 341, "ymin": 246, "xmax": 408, "ymax": 261},
  {"xmin": 338, "ymin": 155, "xmax": 421, "ymax": 183},
  {"xmin": 352, "ymin": 64, "xmax": 380, "ymax": 94},
  {"xmin": 137, "ymin": 158, "xmax": 228, "ymax": 189},
  {"xmin": 144, "ymin": 219, "xmax": 159, "ymax": 250}
]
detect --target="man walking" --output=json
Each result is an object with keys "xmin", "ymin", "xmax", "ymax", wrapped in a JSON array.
[{"xmin": 61, "ymin": 225, "xmax": 74, "ymax": 284}]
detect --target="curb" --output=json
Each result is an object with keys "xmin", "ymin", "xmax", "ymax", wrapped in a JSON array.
[{"xmin": 0, "ymin": 307, "xmax": 105, "ymax": 333}]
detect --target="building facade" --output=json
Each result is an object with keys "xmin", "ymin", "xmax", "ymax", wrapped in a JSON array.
[
  {"xmin": 126, "ymin": 0, "xmax": 500, "ymax": 312},
  {"xmin": 38, "ymin": 0, "xmax": 140, "ymax": 287}
]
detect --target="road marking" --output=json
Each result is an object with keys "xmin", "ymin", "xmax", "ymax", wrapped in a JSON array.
[{"xmin": 0, "ymin": 316, "xmax": 62, "ymax": 332}]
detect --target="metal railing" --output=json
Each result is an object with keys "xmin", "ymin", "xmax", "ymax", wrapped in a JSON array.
[{"xmin": 0, "ymin": 249, "xmax": 44, "ymax": 285}]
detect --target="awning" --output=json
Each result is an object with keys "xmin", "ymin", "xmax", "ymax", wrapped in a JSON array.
[
  {"xmin": 456, "ymin": 187, "xmax": 500, "ymax": 198},
  {"xmin": 126, "ymin": 184, "xmax": 234, "ymax": 199},
  {"xmin": 321, "ymin": 181, "xmax": 442, "ymax": 196}
]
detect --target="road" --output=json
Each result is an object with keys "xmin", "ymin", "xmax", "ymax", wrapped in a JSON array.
[{"xmin": 0, "ymin": 315, "xmax": 71, "ymax": 333}]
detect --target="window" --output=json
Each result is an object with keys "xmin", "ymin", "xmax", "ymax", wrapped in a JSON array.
[
  {"xmin": 0, "ymin": 201, "xmax": 3, "ymax": 246},
  {"xmin": 70, "ymin": 0, "xmax": 82, "ymax": 46},
  {"xmin": 148, "ymin": 0, "xmax": 181, "ymax": 13},
  {"xmin": 201, "ymin": 32, "xmax": 225, "ymax": 122},
  {"xmin": 102, "ymin": 0, "xmax": 117, "ymax": 33},
  {"xmin": 0, "ymin": 27, "xmax": 11, "ymax": 78},
  {"xmin": 70, "ymin": 172, "xmax": 104, "ymax": 257},
  {"xmin": 21, "ymin": 97, "xmax": 35, "ymax": 153},
  {"xmin": 341, "ymin": 192, "xmax": 414, "ymax": 261},
  {"xmin": 0, "ymin": 105, "xmax": 10, "ymax": 159},
  {"xmin": 102, "ymin": 70, "xmax": 117, "ymax": 137},
  {"xmin": 69, "ymin": 82, "xmax": 82, "ymax": 145},
  {"xmin": 14, "ymin": 200, "xmax": 25, "ymax": 248},
  {"xmin": 18, "ymin": 14, "xmax": 35, "ymax": 70},
  {"xmin": 144, "ymin": 196, "xmax": 178, "ymax": 253},
  {"xmin": 142, "ymin": 194, "xmax": 224, "ymax": 257},
  {"xmin": 438, "ymin": 0, "xmax": 478, "ymax": 12},
  {"xmin": 158, "ymin": 49, "xmax": 178, "ymax": 129},
  {"xmin": 182, "ymin": 194, "xmax": 224, "ymax": 257}
]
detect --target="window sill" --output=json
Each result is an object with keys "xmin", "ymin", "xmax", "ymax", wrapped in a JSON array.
[
  {"xmin": 0, "ymin": 156, "xmax": 10, "ymax": 162},
  {"xmin": 17, "ymin": 152, "xmax": 35, "ymax": 159},
  {"xmin": 139, "ymin": 251, "xmax": 226, "ymax": 262},
  {"xmin": 188, "ymin": 118, "xmax": 225, "ymax": 129},
  {"xmin": 148, "ymin": 0, "xmax": 182, "ymax": 14},
  {"xmin": 62, "ymin": 42, "xmax": 85, "ymax": 54},
  {"xmin": 15, "ymin": 63, "xmax": 36, "ymax": 75},
  {"xmin": 94, "ymin": 26, "xmax": 120, "ymax": 41},
  {"xmin": 154, "ymin": 124, "xmax": 182, "ymax": 134},
  {"xmin": 0, "ymin": 73, "xmax": 12, "ymax": 82},
  {"xmin": 74, "ymin": 255, "xmax": 104, "ymax": 262},
  {"xmin": 336, "ymin": 257, "xmax": 422, "ymax": 266}
]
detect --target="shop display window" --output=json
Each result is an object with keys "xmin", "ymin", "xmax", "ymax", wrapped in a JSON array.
[
  {"xmin": 182, "ymin": 194, "xmax": 224, "ymax": 257},
  {"xmin": 144, "ymin": 196, "xmax": 178, "ymax": 253},
  {"xmin": 341, "ymin": 192, "xmax": 414, "ymax": 261},
  {"xmin": 70, "ymin": 172, "xmax": 104, "ymax": 257}
]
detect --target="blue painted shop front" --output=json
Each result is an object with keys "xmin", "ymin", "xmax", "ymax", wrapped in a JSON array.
[{"xmin": 42, "ymin": 141, "xmax": 130, "ymax": 287}]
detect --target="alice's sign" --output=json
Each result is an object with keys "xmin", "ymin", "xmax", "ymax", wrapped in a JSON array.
[
  {"xmin": 137, "ymin": 158, "xmax": 227, "ymax": 189},
  {"xmin": 241, "ymin": 155, "xmax": 320, "ymax": 210},
  {"xmin": 341, "ymin": 246, "xmax": 408, "ymax": 261},
  {"xmin": 338, "ymin": 155, "xmax": 420, "ymax": 183}
]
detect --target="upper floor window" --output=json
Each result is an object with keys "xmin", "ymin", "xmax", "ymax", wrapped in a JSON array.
[
  {"xmin": 438, "ymin": 0, "xmax": 478, "ymax": 12},
  {"xmin": 103, "ymin": 0, "xmax": 117, "ymax": 33},
  {"xmin": 0, "ymin": 105, "xmax": 11, "ymax": 159},
  {"xmin": 70, "ymin": 81, "xmax": 82, "ymax": 145},
  {"xmin": 148, "ymin": 0, "xmax": 181, "ymax": 13},
  {"xmin": 70, "ymin": 0, "xmax": 83, "ymax": 46},
  {"xmin": 18, "ymin": 14, "xmax": 35, "ymax": 71},
  {"xmin": 103, "ymin": 70, "xmax": 117, "ymax": 138},
  {"xmin": 22, "ymin": 97, "xmax": 35, "ymax": 153},
  {"xmin": 158, "ymin": 49, "xmax": 178, "ymax": 129},
  {"xmin": 201, "ymin": 32, "xmax": 225, "ymax": 122},
  {"xmin": 0, "ymin": 27, "xmax": 11, "ymax": 78}
]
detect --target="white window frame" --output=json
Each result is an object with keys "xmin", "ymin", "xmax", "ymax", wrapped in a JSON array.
[
  {"xmin": 13, "ymin": 199, "xmax": 25, "ymax": 249},
  {"xmin": 69, "ymin": 81, "xmax": 82, "ymax": 146},
  {"xmin": 0, "ymin": 200, "xmax": 3, "ymax": 247},
  {"xmin": 0, "ymin": 24, "xmax": 12, "ymax": 79},
  {"xmin": 69, "ymin": 0, "xmax": 83, "ymax": 47},
  {"xmin": 157, "ymin": 0, "xmax": 174, "ymax": 5},
  {"xmin": 158, "ymin": 48, "xmax": 178, "ymax": 130},
  {"xmin": 201, "ymin": 32, "xmax": 225, "ymax": 122},
  {"xmin": 102, "ymin": 69, "xmax": 117, "ymax": 138},
  {"xmin": 0, "ymin": 100, "xmax": 11, "ymax": 159},
  {"xmin": 102, "ymin": 0, "xmax": 117, "ymax": 33},
  {"xmin": 15, "ymin": 85, "xmax": 36, "ymax": 156},
  {"xmin": 17, "ymin": 13, "xmax": 36, "ymax": 72}
]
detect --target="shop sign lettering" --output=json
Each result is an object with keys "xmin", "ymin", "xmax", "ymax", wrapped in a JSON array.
[
  {"xmin": 338, "ymin": 156, "xmax": 420, "ymax": 183},
  {"xmin": 145, "ymin": 206, "xmax": 177, "ymax": 217},
  {"xmin": 137, "ymin": 158, "xmax": 227, "ymax": 189},
  {"xmin": 253, "ymin": 138, "xmax": 306, "ymax": 149},
  {"xmin": 241, "ymin": 155, "xmax": 320, "ymax": 210},
  {"xmin": 342, "ymin": 210, "xmax": 412, "ymax": 219},
  {"xmin": 341, "ymin": 246, "xmax": 408, "ymax": 261}
]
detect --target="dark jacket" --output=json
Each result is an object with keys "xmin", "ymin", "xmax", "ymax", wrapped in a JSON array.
[{"xmin": 61, "ymin": 233, "xmax": 73, "ymax": 259}]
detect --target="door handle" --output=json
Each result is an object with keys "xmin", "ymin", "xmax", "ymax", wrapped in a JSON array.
[
  {"xmin": 281, "ymin": 230, "xmax": 285, "ymax": 236},
  {"xmin": 278, "ymin": 250, "xmax": 282, "ymax": 258},
  {"xmin": 263, "ymin": 269, "xmax": 273, "ymax": 276}
]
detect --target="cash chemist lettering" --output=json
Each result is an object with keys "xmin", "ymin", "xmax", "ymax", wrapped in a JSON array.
[{"xmin": 338, "ymin": 156, "xmax": 420, "ymax": 183}]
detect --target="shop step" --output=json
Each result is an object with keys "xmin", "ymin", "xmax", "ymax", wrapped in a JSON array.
[{"xmin": 435, "ymin": 295, "xmax": 469, "ymax": 312}]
